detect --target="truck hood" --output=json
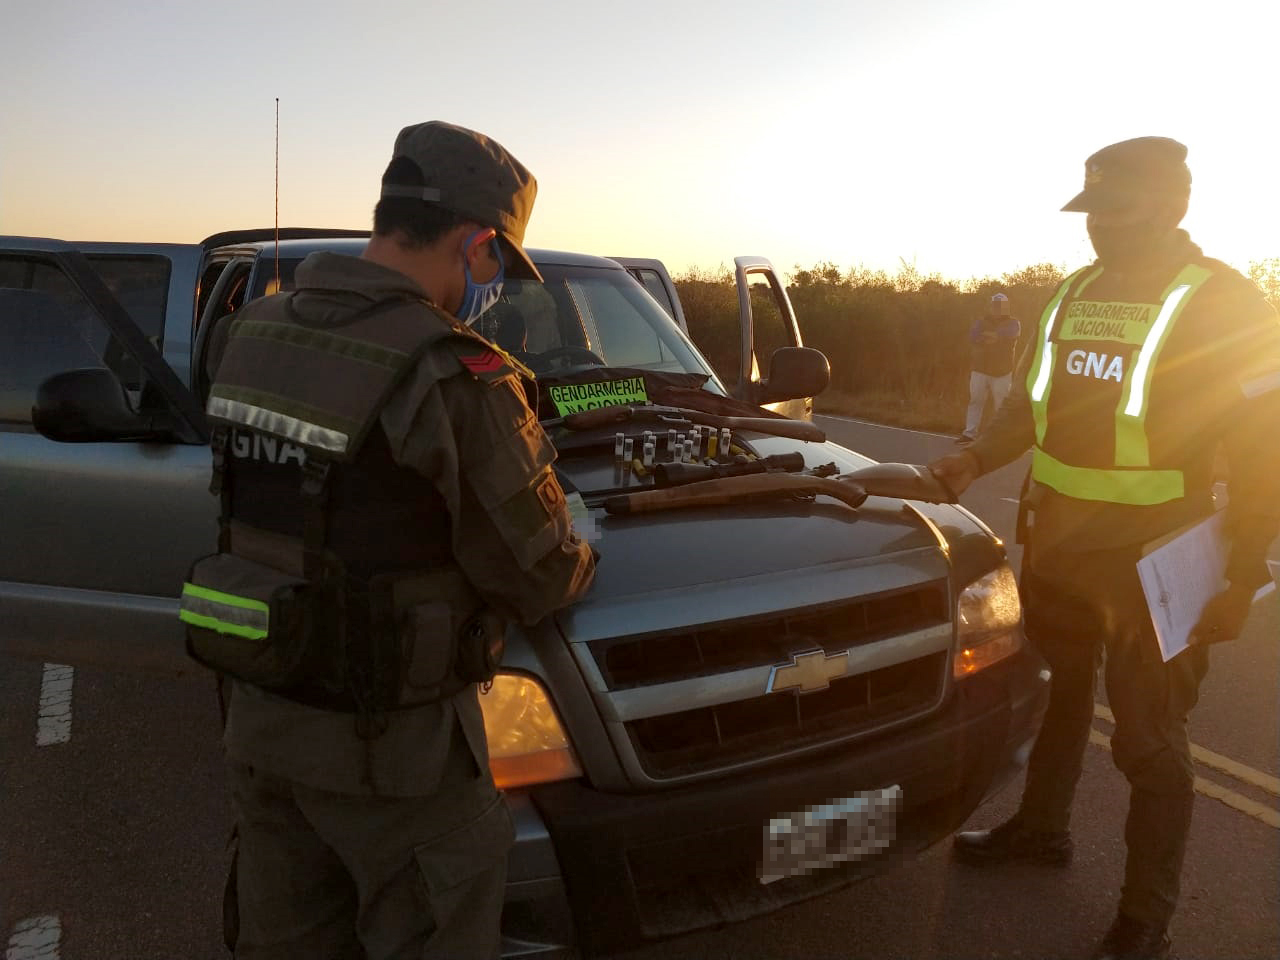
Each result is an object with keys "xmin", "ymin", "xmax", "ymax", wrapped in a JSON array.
[{"xmin": 554, "ymin": 437, "xmax": 952, "ymax": 644}]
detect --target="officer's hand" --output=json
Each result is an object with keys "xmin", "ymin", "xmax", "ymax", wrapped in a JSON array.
[
  {"xmin": 1189, "ymin": 583, "xmax": 1255, "ymax": 645},
  {"xmin": 928, "ymin": 450, "xmax": 981, "ymax": 498}
]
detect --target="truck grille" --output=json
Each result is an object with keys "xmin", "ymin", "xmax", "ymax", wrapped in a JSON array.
[
  {"xmin": 625, "ymin": 651, "xmax": 947, "ymax": 778},
  {"xmin": 591, "ymin": 586, "xmax": 947, "ymax": 690},
  {"xmin": 583, "ymin": 586, "xmax": 952, "ymax": 780}
]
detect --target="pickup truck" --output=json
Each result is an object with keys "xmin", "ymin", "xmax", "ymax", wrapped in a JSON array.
[{"xmin": 0, "ymin": 230, "xmax": 1048, "ymax": 958}]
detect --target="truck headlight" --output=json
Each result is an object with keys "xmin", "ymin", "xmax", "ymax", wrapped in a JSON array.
[
  {"xmin": 953, "ymin": 564, "xmax": 1024, "ymax": 679},
  {"xmin": 479, "ymin": 673, "xmax": 583, "ymax": 790}
]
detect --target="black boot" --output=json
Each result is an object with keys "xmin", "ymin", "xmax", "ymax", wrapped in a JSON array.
[
  {"xmin": 1091, "ymin": 912, "xmax": 1171, "ymax": 960},
  {"xmin": 952, "ymin": 815, "xmax": 1073, "ymax": 866}
]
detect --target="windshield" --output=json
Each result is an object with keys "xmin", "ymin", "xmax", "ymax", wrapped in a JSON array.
[
  {"xmin": 252, "ymin": 256, "xmax": 724, "ymax": 391},
  {"xmin": 479, "ymin": 262, "xmax": 719, "ymax": 382}
]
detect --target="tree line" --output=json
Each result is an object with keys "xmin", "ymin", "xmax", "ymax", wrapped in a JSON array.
[{"xmin": 674, "ymin": 259, "xmax": 1280, "ymax": 431}]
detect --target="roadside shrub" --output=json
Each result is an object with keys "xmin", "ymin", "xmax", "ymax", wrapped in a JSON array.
[{"xmin": 676, "ymin": 260, "xmax": 1066, "ymax": 430}]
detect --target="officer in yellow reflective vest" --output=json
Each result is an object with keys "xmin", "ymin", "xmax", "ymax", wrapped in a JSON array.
[{"xmin": 931, "ymin": 137, "xmax": 1280, "ymax": 960}]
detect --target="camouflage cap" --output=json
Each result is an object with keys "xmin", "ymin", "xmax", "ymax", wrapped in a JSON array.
[
  {"xmin": 380, "ymin": 121, "xmax": 542, "ymax": 281},
  {"xmin": 1061, "ymin": 136, "xmax": 1192, "ymax": 213}
]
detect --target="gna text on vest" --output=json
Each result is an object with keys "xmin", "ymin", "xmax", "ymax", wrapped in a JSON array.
[
  {"xmin": 231, "ymin": 430, "xmax": 308, "ymax": 465},
  {"xmin": 1065, "ymin": 349, "xmax": 1125, "ymax": 383}
]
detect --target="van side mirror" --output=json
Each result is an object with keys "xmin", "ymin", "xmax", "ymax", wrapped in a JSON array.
[
  {"xmin": 760, "ymin": 347, "xmax": 830, "ymax": 403},
  {"xmin": 33, "ymin": 368, "xmax": 158, "ymax": 442}
]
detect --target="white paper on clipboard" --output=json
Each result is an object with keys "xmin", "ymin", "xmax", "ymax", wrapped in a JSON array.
[{"xmin": 1137, "ymin": 512, "xmax": 1276, "ymax": 662}]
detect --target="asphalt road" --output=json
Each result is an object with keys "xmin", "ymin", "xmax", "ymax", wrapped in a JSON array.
[{"xmin": 3, "ymin": 415, "xmax": 1277, "ymax": 959}]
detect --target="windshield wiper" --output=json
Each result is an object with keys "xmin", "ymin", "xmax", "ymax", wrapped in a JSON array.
[{"xmin": 544, "ymin": 404, "xmax": 827, "ymax": 444}]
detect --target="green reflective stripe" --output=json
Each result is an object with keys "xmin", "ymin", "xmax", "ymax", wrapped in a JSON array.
[
  {"xmin": 180, "ymin": 583, "xmax": 270, "ymax": 639},
  {"xmin": 209, "ymin": 383, "xmax": 362, "ymax": 435},
  {"xmin": 1114, "ymin": 264, "xmax": 1214, "ymax": 467},
  {"xmin": 207, "ymin": 394, "xmax": 351, "ymax": 454},
  {"xmin": 1032, "ymin": 447, "xmax": 1184, "ymax": 506},
  {"xmin": 179, "ymin": 609, "xmax": 269, "ymax": 641},
  {"xmin": 182, "ymin": 582, "xmax": 269, "ymax": 614},
  {"xmin": 1028, "ymin": 280, "xmax": 1072, "ymax": 402},
  {"xmin": 233, "ymin": 319, "xmax": 411, "ymax": 369},
  {"xmin": 1029, "ymin": 268, "xmax": 1098, "ymax": 445}
]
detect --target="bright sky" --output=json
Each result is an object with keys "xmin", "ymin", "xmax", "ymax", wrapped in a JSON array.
[{"xmin": 2, "ymin": 0, "xmax": 1276, "ymax": 283}]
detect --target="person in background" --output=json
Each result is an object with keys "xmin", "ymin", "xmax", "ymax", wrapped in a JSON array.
[{"xmin": 958, "ymin": 292, "xmax": 1020, "ymax": 444}]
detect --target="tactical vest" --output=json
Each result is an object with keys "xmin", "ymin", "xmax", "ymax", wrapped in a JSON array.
[
  {"xmin": 181, "ymin": 293, "xmax": 505, "ymax": 717},
  {"xmin": 1026, "ymin": 262, "xmax": 1215, "ymax": 506}
]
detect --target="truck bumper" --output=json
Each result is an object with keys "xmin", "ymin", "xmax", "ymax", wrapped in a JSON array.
[{"xmin": 500, "ymin": 646, "xmax": 1048, "ymax": 958}]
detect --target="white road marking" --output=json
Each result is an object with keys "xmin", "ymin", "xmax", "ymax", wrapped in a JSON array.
[
  {"xmin": 37, "ymin": 664, "xmax": 74, "ymax": 746},
  {"xmin": 1000, "ymin": 498, "xmax": 1020, "ymax": 504},
  {"xmin": 1095, "ymin": 703, "xmax": 1280, "ymax": 797},
  {"xmin": 814, "ymin": 414, "xmax": 957, "ymax": 441},
  {"xmin": 1089, "ymin": 728, "xmax": 1280, "ymax": 830},
  {"xmin": 6, "ymin": 916, "xmax": 61, "ymax": 960},
  {"xmin": 822, "ymin": 417, "xmax": 1280, "ymax": 824}
]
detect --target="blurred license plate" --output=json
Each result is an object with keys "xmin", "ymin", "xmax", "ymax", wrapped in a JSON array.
[{"xmin": 759, "ymin": 785, "xmax": 902, "ymax": 885}]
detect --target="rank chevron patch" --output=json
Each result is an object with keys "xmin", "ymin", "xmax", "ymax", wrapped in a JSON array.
[{"xmin": 459, "ymin": 349, "xmax": 505, "ymax": 374}]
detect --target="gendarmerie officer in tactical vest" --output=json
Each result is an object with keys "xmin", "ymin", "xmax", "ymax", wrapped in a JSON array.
[
  {"xmin": 931, "ymin": 137, "xmax": 1280, "ymax": 960},
  {"xmin": 183, "ymin": 121, "xmax": 596, "ymax": 959}
]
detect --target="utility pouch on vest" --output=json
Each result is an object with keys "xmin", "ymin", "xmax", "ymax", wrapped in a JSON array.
[
  {"xmin": 457, "ymin": 610, "xmax": 506, "ymax": 685},
  {"xmin": 385, "ymin": 568, "xmax": 506, "ymax": 703},
  {"xmin": 181, "ymin": 553, "xmax": 343, "ymax": 692}
]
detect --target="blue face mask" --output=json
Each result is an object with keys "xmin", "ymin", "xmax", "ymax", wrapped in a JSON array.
[{"xmin": 457, "ymin": 231, "xmax": 506, "ymax": 327}]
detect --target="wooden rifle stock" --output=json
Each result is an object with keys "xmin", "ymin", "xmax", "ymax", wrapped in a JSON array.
[{"xmin": 604, "ymin": 472, "xmax": 868, "ymax": 516}]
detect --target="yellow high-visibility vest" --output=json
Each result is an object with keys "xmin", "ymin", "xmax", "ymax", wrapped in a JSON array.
[{"xmin": 1026, "ymin": 262, "xmax": 1215, "ymax": 506}]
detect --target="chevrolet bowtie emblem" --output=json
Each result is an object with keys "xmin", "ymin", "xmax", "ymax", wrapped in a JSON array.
[{"xmin": 767, "ymin": 648, "xmax": 850, "ymax": 694}]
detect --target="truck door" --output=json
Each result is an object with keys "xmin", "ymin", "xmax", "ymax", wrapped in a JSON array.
[
  {"xmin": 733, "ymin": 257, "xmax": 810, "ymax": 420},
  {"xmin": 192, "ymin": 255, "xmax": 256, "ymax": 400},
  {"xmin": 0, "ymin": 240, "xmax": 214, "ymax": 672}
]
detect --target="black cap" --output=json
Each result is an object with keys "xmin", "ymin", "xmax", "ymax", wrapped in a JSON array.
[
  {"xmin": 380, "ymin": 121, "xmax": 542, "ymax": 281},
  {"xmin": 1061, "ymin": 136, "xmax": 1192, "ymax": 213}
]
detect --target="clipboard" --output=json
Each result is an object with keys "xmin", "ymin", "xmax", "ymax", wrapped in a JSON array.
[{"xmin": 1137, "ymin": 511, "xmax": 1276, "ymax": 662}]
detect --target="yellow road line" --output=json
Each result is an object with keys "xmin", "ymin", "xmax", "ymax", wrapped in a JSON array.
[
  {"xmin": 1088, "ymin": 729, "xmax": 1280, "ymax": 830},
  {"xmin": 1094, "ymin": 703, "xmax": 1280, "ymax": 798}
]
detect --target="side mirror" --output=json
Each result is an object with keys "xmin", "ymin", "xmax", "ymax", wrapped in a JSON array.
[
  {"xmin": 760, "ymin": 347, "xmax": 830, "ymax": 403},
  {"xmin": 32, "ymin": 368, "xmax": 158, "ymax": 442}
]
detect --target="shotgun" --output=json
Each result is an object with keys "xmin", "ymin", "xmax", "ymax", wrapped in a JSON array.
[
  {"xmin": 653, "ymin": 451, "xmax": 806, "ymax": 488},
  {"xmin": 604, "ymin": 471, "xmax": 868, "ymax": 516}
]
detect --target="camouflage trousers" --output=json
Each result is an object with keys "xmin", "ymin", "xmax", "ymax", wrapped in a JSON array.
[
  {"xmin": 1017, "ymin": 545, "xmax": 1210, "ymax": 928},
  {"xmin": 226, "ymin": 727, "xmax": 512, "ymax": 959}
]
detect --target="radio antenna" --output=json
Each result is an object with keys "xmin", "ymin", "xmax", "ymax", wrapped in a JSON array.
[{"xmin": 274, "ymin": 97, "xmax": 280, "ymax": 290}]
